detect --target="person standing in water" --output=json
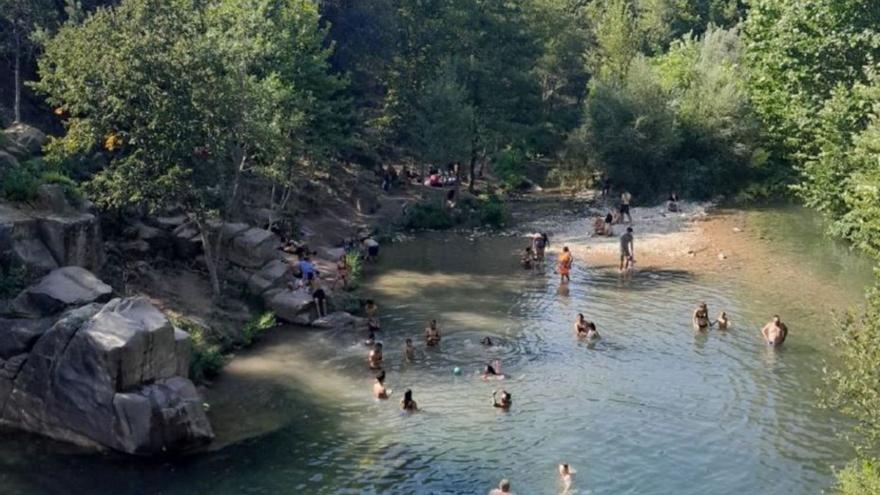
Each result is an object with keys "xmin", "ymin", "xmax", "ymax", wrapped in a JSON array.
[
  {"xmin": 368, "ymin": 342, "xmax": 383, "ymax": 370},
  {"xmin": 403, "ymin": 338, "xmax": 416, "ymax": 362},
  {"xmin": 365, "ymin": 299, "xmax": 380, "ymax": 332},
  {"xmin": 401, "ymin": 389, "xmax": 419, "ymax": 413},
  {"xmin": 716, "ymin": 311, "xmax": 731, "ymax": 330},
  {"xmin": 373, "ymin": 370, "xmax": 390, "ymax": 399},
  {"xmin": 574, "ymin": 314, "xmax": 599, "ymax": 340},
  {"xmin": 558, "ymin": 464, "xmax": 576, "ymax": 493},
  {"xmin": 620, "ymin": 189, "xmax": 633, "ymax": 224},
  {"xmin": 762, "ymin": 315, "xmax": 789, "ymax": 346},
  {"xmin": 557, "ymin": 246, "xmax": 573, "ymax": 284},
  {"xmin": 533, "ymin": 233, "xmax": 547, "ymax": 263},
  {"xmin": 425, "ymin": 319, "xmax": 442, "ymax": 346},
  {"xmin": 619, "ymin": 227, "xmax": 635, "ymax": 272},
  {"xmin": 693, "ymin": 302, "xmax": 711, "ymax": 331}
]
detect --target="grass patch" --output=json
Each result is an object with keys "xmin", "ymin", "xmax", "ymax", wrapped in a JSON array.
[
  {"xmin": 241, "ymin": 311, "xmax": 277, "ymax": 346},
  {"xmin": 41, "ymin": 170, "xmax": 83, "ymax": 204},
  {"xmin": 836, "ymin": 459, "xmax": 880, "ymax": 495}
]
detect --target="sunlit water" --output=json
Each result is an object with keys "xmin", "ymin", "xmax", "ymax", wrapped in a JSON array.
[{"xmin": 0, "ymin": 206, "xmax": 873, "ymax": 494}]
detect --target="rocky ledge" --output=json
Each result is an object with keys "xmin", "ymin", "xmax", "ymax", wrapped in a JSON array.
[{"xmin": 0, "ymin": 268, "xmax": 212, "ymax": 454}]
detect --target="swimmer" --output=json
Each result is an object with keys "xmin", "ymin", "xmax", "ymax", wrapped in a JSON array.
[
  {"xmin": 492, "ymin": 389, "xmax": 512, "ymax": 410},
  {"xmin": 558, "ymin": 464, "xmax": 576, "ymax": 492},
  {"xmin": 557, "ymin": 246, "xmax": 573, "ymax": 284},
  {"xmin": 693, "ymin": 302, "xmax": 710, "ymax": 331},
  {"xmin": 368, "ymin": 342, "xmax": 383, "ymax": 370},
  {"xmin": 521, "ymin": 248, "xmax": 534, "ymax": 269},
  {"xmin": 425, "ymin": 319, "xmax": 441, "ymax": 346},
  {"xmin": 488, "ymin": 479, "xmax": 513, "ymax": 495},
  {"xmin": 482, "ymin": 361, "xmax": 506, "ymax": 380},
  {"xmin": 373, "ymin": 370, "xmax": 391, "ymax": 399},
  {"xmin": 365, "ymin": 299, "xmax": 380, "ymax": 331},
  {"xmin": 400, "ymin": 389, "xmax": 418, "ymax": 413},
  {"xmin": 716, "ymin": 311, "xmax": 730, "ymax": 330},
  {"xmin": 761, "ymin": 315, "xmax": 788, "ymax": 346},
  {"xmin": 403, "ymin": 338, "xmax": 416, "ymax": 362},
  {"xmin": 365, "ymin": 330, "xmax": 376, "ymax": 346},
  {"xmin": 481, "ymin": 336, "xmax": 494, "ymax": 346}
]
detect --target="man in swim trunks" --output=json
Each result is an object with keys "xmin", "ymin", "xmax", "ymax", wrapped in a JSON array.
[
  {"xmin": 619, "ymin": 227, "xmax": 634, "ymax": 271},
  {"xmin": 403, "ymin": 338, "xmax": 416, "ymax": 362},
  {"xmin": 533, "ymin": 234, "xmax": 547, "ymax": 262},
  {"xmin": 693, "ymin": 302, "xmax": 711, "ymax": 331},
  {"xmin": 557, "ymin": 246, "xmax": 573, "ymax": 283},
  {"xmin": 425, "ymin": 319, "xmax": 441, "ymax": 346},
  {"xmin": 761, "ymin": 315, "xmax": 788, "ymax": 346},
  {"xmin": 620, "ymin": 189, "xmax": 633, "ymax": 224}
]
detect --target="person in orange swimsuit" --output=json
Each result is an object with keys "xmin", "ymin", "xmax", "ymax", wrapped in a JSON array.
[{"xmin": 557, "ymin": 246, "xmax": 573, "ymax": 283}]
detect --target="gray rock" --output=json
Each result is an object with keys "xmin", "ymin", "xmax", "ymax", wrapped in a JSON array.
[
  {"xmin": 1, "ymin": 299, "xmax": 212, "ymax": 454},
  {"xmin": 36, "ymin": 185, "xmax": 74, "ymax": 214},
  {"xmin": 12, "ymin": 237, "xmax": 58, "ymax": 274},
  {"xmin": 265, "ymin": 289, "xmax": 314, "ymax": 324},
  {"xmin": 0, "ymin": 150, "xmax": 19, "ymax": 181},
  {"xmin": 312, "ymin": 312, "xmax": 364, "ymax": 330},
  {"xmin": 136, "ymin": 223, "xmax": 171, "ymax": 252},
  {"xmin": 0, "ymin": 318, "xmax": 54, "ymax": 358},
  {"xmin": 3, "ymin": 124, "xmax": 46, "ymax": 156},
  {"xmin": 247, "ymin": 259, "xmax": 293, "ymax": 296},
  {"xmin": 173, "ymin": 328, "xmax": 192, "ymax": 377},
  {"xmin": 17, "ymin": 267, "xmax": 112, "ymax": 316},
  {"xmin": 227, "ymin": 227, "xmax": 279, "ymax": 269},
  {"xmin": 172, "ymin": 224, "xmax": 202, "ymax": 259},
  {"xmin": 154, "ymin": 215, "xmax": 187, "ymax": 229},
  {"xmin": 38, "ymin": 212, "xmax": 104, "ymax": 269}
]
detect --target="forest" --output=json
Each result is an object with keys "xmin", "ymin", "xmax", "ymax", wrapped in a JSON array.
[{"xmin": 2, "ymin": 0, "xmax": 880, "ymax": 491}]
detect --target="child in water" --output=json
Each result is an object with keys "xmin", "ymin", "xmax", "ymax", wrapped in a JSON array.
[
  {"xmin": 716, "ymin": 311, "xmax": 730, "ymax": 330},
  {"xmin": 521, "ymin": 248, "xmax": 534, "ymax": 269},
  {"xmin": 558, "ymin": 464, "xmax": 576, "ymax": 492},
  {"xmin": 482, "ymin": 361, "xmax": 505, "ymax": 380},
  {"xmin": 492, "ymin": 389, "xmax": 512, "ymax": 410},
  {"xmin": 401, "ymin": 389, "xmax": 418, "ymax": 413},
  {"xmin": 368, "ymin": 343, "xmax": 383, "ymax": 370}
]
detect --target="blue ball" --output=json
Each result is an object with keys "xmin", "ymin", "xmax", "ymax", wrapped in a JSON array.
[{"xmin": 453, "ymin": 367, "xmax": 462, "ymax": 376}]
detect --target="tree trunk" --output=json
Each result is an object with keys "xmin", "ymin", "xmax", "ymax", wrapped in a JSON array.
[
  {"xmin": 13, "ymin": 30, "xmax": 22, "ymax": 123},
  {"xmin": 195, "ymin": 217, "xmax": 221, "ymax": 297},
  {"xmin": 468, "ymin": 147, "xmax": 477, "ymax": 194}
]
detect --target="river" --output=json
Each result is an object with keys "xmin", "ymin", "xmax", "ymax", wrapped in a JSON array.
[{"xmin": 0, "ymin": 204, "xmax": 873, "ymax": 494}]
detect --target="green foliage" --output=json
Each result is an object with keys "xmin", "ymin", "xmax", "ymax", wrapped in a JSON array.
[
  {"xmin": 175, "ymin": 317, "xmax": 225, "ymax": 382},
  {"xmin": 0, "ymin": 158, "xmax": 41, "ymax": 202},
  {"xmin": 835, "ymin": 459, "xmax": 880, "ymax": 495},
  {"xmin": 41, "ymin": 170, "xmax": 82, "ymax": 204},
  {"xmin": 0, "ymin": 263, "xmax": 29, "ymax": 299},
  {"xmin": 344, "ymin": 251, "xmax": 364, "ymax": 290},
  {"xmin": 241, "ymin": 311, "xmax": 276, "ymax": 346},
  {"xmin": 477, "ymin": 195, "xmax": 506, "ymax": 228},
  {"xmin": 405, "ymin": 200, "xmax": 454, "ymax": 231},
  {"xmin": 493, "ymin": 148, "xmax": 529, "ymax": 191}
]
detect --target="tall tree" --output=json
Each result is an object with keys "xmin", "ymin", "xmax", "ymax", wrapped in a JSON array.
[{"xmin": 0, "ymin": 0, "xmax": 55, "ymax": 123}]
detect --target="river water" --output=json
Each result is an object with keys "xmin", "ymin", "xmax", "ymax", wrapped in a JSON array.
[{"xmin": 0, "ymin": 205, "xmax": 874, "ymax": 494}]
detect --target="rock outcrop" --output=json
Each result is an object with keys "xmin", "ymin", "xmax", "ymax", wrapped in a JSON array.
[
  {"xmin": 0, "ymin": 297, "xmax": 213, "ymax": 454},
  {"xmin": 3, "ymin": 123, "xmax": 47, "ymax": 157},
  {"xmin": 11, "ymin": 266, "xmax": 112, "ymax": 316}
]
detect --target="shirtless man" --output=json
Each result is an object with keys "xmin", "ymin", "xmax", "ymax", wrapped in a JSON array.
[
  {"xmin": 425, "ymin": 319, "xmax": 441, "ymax": 346},
  {"xmin": 403, "ymin": 338, "xmax": 416, "ymax": 362},
  {"xmin": 368, "ymin": 342, "xmax": 383, "ymax": 369},
  {"xmin": 761, "ymin": 315, "xmax": 789, "ymax": 346},
  {"xmin": 373, "ymin": 370, "xmax": 390, "ymax": 399},
  {"xmin": 716, "ymin": 311, "xmax": 730, "ymax": 330},
  {"xmin": 619, "ymin": 227, "xmax": 635, "ymax": 271},
  {"xmin": 693, "ymin": 302, "xmax": 711, "ymax": 331},
  {"xmin": 620, "ymin": 189, "xmax": 633, "ymax": 224}
]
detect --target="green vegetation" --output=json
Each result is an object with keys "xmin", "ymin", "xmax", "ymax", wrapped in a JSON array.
[
  {"xmin": 404, "ymin": 200, "xmax": 454, "ymax": 231},
  {"xmin": 241, "ymin": 311, "xmax": 277, "ymax": 346},
  {"xmin": 835, "ymin": 459, "xmax": 880, "ymax": 495},
  {"xmin": 344, "ymin": 251, "xmax": 364, "ymax": 290},
  {"xmin": 0, "ymin": 263, "xmax": 29, "ymax": 299},
  {"xmin": 173, "ymin": 317, "xmax": 226, "ymax": 383},
  {"xmin": 0, "ymin": 159, "xmax": 41, "ymax": 202}
]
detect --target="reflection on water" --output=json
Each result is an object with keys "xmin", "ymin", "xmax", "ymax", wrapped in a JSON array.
[{"xmin": 0, "ymin": 206, "xmax": 870, "ymax": 494}]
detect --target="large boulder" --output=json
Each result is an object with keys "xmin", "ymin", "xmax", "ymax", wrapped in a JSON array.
[
  {"xmin": 312, "ymin": 311, "xmax": 365, "ymax": 330},
  {"xmin": 0, "ymin": 318, "xmax": 54, "ymax": 358},
  {"xmin": 14, "ymin": 267, "xmax": 112, "ymax": 316},
  {"xmin": 38, "ymin": 212, "xmax": 103, "ymax": 269},
  {"xmin": 0, "ymin": 298, "xmax": 213, "ymax": 454},
  {"xmin": 3, "ymin": 123, "xmax": 47, "ymax": 157},
  {"xmin": 247, "ymin": 259, "xmax": 293, "ymax": 296},
  {"xmin": 227, "ymin": 227, "xmax": 280, "ymax": 269},
  {"xmin": 264, "ymin": 288, "xmax": 314, "ymax": 325}
]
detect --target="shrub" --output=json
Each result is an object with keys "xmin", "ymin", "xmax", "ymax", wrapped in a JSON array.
[
  {"xmin": 493, "ymin": 148, "xmax": 528, "ymax": 191},
  {"xmin": 172, "ymin": 316, "xmax": 226, "ymax": 382},
  {"xmin": 41, "ymin": 170, "xmax": 83, "ymax": 204},
  {"xmin": 241, "ymin": 311, "xmax": 277, "ymax": 346},
  {"xmin": 836, "ymin": 459, "xmax": 880, "ymax": 495},
  {"xmin": 405, "ymin": 201, "xmax": 455, "ymax": 230},
  {"xmin": 478, "ymin": 195, "xmax": 506, "ymax": 228},
  {"xmin": 1, "ymin": 160, "xmax": 41, "ymax": 202},
  {"xmin": 345, "ymin": 251, "xmax": 364, "ymax": 289}
]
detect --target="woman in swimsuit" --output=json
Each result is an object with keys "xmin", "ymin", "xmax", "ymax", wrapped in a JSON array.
[
  {"xmin": 401, "ymin": 389, "xmax": 419, "ymax": 413},
  {"xmin": 425, "ymin": 320, "xmax": 441, "ymax": 346},
  {"xmin": 373, "ymin": 370, "xmax": 390, "ymax": 399},
  {"xmin": 693, "ymin": 302, "xmax": 711, "ymax": 331},
  {"xmin": 368, "ymin": 342, "xmax": 383, "ymax": 370}
]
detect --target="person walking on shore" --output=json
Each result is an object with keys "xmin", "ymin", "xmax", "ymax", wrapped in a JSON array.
[{"xmin": 619, "ymin": 227, "xmax": 635, "ymax": 272}]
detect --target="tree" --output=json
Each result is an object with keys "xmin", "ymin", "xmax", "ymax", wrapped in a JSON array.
[
  {"xmin": 34, "ymin": 0, "xmax": 347, "ymax": 295},
  {"xmin": 0, "ymin": 0, "xmax": 56, "ymax": 123}
]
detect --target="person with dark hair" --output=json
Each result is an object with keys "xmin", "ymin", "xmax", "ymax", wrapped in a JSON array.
[
  {"xmin": 574, "ymin": 314, "xmax": 599, "ymax": 340},
  {"xmin": 693, "ymin": 302, "xmax": 711, "ymax": 331},
  {"xmin": 667, "ymin": 192, "xmax": 680, "ymax": 212},
  {"xmin": 403, "ymin": 338, "xmax": 416, "ymax": 362},
  {"xmin": 425, "ymin": 319, "xmax": 441, "ymax": 346},
  {"xmin": 620, "ymin": 189, "xmax": 633, "ymax": 223},
  {"xmin": 373, "ymin": 370, "xmax": 390, "ymax": 399},
  {"xmin": 365, "ymin": 299, "xmax": 380, "ymax": 331},
  {"xmin": 492, "ymin": 389, "xmax": 512, "ymax": 410},
  {"xmin": 401, "ymin": 389, "xmax": 418, "ymax": 413},
  {"xmin": 311, "ymin": 279, "xmax": 327, "ymax": 317},
  {"xmin": 557, "ymin": 246, "xmax": 573, "ymax": 283},
  {"xmin": 488, "ymin": 479, "xmax": 513, "ymax": 495},
  {"xmin": 521, "ymin": 247, "xmax": 534, "ymax": 269},
  {"xmin": 368, "ymin": 342, "xmax": 383, "ymax": 370},
  {"xmin": 482, "ymin": 361, "xmax": 506, "ymax": 380},
  {"xmin": 480, "ymin": 336, "xmax": 494, "ymax": 346},
  {"xmin": 619, "ymin": 227, "xmax": 635, "ymax": 271}
]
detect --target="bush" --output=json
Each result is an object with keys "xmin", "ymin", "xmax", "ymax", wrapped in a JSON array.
[
  {"xmin": 172, "ymin": 316, "xmax": 226, "ymax": 382},
  {"xmin": 836, "ymin": 459, "xmax": 880, "ymax": 495},
  {"xmin": 493, "ymin": 148, "xmax": 529, "ymax": 191},
  {"xmin": 345, "ymin": 251, "xmax": 364, "ymax": 289},
  {"xmin": 1, "ymin": 160, "xmax": 41, "ymax": 202},
  {"xmin": 41, "ymin": 170, "xmax": 83, "ymax": 204},
  {"xmin": 405, "ymin": 201, "xmax": 455, "ymax": 230},
  {"xmin": 241, "ymin": 311, "xmax": 277, "ymax": 346}
]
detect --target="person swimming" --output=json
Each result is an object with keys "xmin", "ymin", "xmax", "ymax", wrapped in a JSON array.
[
  {"xmin": 761, "ymin": 315, "xmax": 788, "ymax": 346},
  {"xmin": 492, "ymin": 389, "xmax": 512, "ymax": 410},
  {"xmin": 373, "ymin": 370, "xmax": 390, "ymax": 399},
  {"xmin": 403, "ymin": 338, "xmax": 416, "ymax": 362},
  {"xmin": 368, "ymin": 342, "xmax": 383, "ymax": 370},
  {"xmin": 482, "ymin": 361, "xmax": 506, "ymax": 380},
  {"xmin": 716, "ymin": 311, "xmax": 730, "ymax": 330},
  {"xmin": 574, "ymin": 314, "xmax": 600, "ymax": 341},
  {"xmin": 693, "ymin": 302, "xmax": 711, "ymax": 331},
  {"xmin": 425, "ymin": 319, "xmax": 441, "ymax": 346},
  {"xmin": 481, "ymin": 336, "xmax": 494, "ymax": 346},
  {"xmin": 488, "ymin": 479, "xmax": 513, "ymax": 495},
  {"xmin": 401, "ymin": 389, "xmax": 418, "ymax": 413}
]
